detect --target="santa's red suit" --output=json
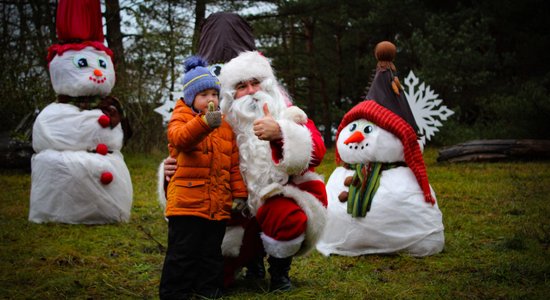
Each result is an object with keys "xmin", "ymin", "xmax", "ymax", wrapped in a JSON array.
[{"xmin": 218, "ymin": 51, "xmax": 327, "ymax": 274}]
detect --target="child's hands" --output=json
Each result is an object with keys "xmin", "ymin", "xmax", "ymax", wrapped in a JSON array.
[{"xmin": 203, "ymin": 101, "xmax": 222, "ymax": 128}]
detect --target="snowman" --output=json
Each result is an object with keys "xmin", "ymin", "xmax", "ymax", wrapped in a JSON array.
[
  {"xmin": 316, "ymin": 42, "xmax": 444, "ymax": 257},
  {"xmin": 29, "ymin": 0, "xmax": 133, "ymax": 224}
]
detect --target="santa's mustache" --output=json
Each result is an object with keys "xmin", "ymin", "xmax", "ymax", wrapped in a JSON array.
[{"xmin": 229, "ymin": 94, "xmax": 266, "ymax": 121}]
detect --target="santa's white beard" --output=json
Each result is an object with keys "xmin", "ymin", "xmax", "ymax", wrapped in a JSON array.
[
  {"xmin": 224, "ymin": 93, "xmax": 289, "ymax": 211},
  {"xmin": 225, "ymin": 94, "xmax": 263, "ymax": 125}
]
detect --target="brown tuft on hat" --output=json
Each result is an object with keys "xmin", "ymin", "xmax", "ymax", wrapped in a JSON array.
[{"xmin": 374, "ymin": 41, "xmax": 397, "ymax": 71}]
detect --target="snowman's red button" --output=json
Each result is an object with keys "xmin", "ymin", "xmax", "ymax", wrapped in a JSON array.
[
  {"xmin": 100, "ymin": 171, "xmax": 113, "ymax": 184},
  {"xmin": 96, "ymin": 144, "xmax": 108, "ymax": 155},
  {"xmin": 98, "ymin": 115, "xmax": 110, "ymax": 128}
]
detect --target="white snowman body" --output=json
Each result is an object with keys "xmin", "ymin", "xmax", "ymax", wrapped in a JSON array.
[
  {"xmin": 29, "ymin": 47, "xmax": 133, "ymax": 224},
  {"xmin": 316, "ymin": 119, "xmax": 444, "ymax": 257}
]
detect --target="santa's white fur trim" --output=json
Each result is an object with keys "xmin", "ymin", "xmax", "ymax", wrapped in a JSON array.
[
  {"xmin": 157, "ymin": 161, "xmax": 169, "ymax": 222},
  {"xmin": 291, "ymin": 171, "xmax": 324, "ymax": 185},
  {"xmin": 261, "ymin": 233, "xmax": 305, "ymax": 258},
  {"xmin": 258, "ymin": 182, "xmax": 285, "ymax": 203},
  {"xmin": 259, "ymin": 183, "xmax": 327, "ymax": 257},
  {"xmin": 275, "ymin": 119, "xmax": 312, "ymax": 175},
  {"xmin": 157, "ymin": 161, "xmax": 167, "ymax": 211},
  {"xmin": 222, "ymin": 226, "xmax": 245, "ymax": 257},
  {"xmin": 282, "ymin": 184, "xmax": 327, "ymax": 256},
  {"xmin": 282, "ymin": 106, "xmax": 307, "ymax": 124},
  {"xmin": 219, "ymin": 51, "xmax": 275, "ymax": 93}
]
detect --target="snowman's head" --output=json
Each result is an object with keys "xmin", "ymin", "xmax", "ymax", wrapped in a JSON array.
[
  {"xmin": 49, "ymin": 46, "xmax": 115, "ymax": 97},
  {"xmin": 335, "ymin": 100, "xmax": 435, "ymax": 204},
  {"xmin": 336, "ymin": 118, "xmax": 404, "ymax": 164}
]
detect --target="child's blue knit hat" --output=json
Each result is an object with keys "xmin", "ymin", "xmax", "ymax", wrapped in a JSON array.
[{"xmin": 182, "ymin": 56, "xmax": 220, "ymax": 107}]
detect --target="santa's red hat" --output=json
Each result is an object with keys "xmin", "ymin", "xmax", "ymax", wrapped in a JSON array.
[
  {"xmin": 335, "ymin": 100, "xmax": 435, "ymax": 205},
  {"xmin": 47, "ymin": 0, "xmax": 113, "ymax": 63}
]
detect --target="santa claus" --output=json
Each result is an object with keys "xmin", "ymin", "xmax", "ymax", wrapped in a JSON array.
[{"xmin": 217, "ymin": 51, "xmax": 327, "ymax": 291}]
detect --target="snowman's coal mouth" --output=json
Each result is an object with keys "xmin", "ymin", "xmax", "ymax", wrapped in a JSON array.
[{"xmin": 348, "ymin": 143, "xmax": 368, "ymax": 150}]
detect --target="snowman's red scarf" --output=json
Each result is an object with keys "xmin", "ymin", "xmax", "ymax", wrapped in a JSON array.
[{"xmin": 347, "ymin": 162, "xmax": 405, "ymax": 217}]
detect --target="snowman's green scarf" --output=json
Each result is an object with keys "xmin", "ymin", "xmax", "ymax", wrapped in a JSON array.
[{"xmin": 347, "ymin": 162, "xmax": 403, "ymax": 218}]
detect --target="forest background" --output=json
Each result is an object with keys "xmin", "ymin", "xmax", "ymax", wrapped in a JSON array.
[{"xmin": 2, "ymin": 0, "xmax": 549, "ymax": 152}]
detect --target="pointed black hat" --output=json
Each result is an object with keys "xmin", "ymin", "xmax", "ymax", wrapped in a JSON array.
[
  {"xmin": 365, "ymin": 41, "xmax": 420, "ymax": 134},
  {"xmin": 197, "ymin": 12, "xmax": 256, "ymax": 65}
]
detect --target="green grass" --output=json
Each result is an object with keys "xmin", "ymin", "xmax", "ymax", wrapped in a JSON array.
[{"xmin": 1, "ymin": 148, "xmax": 549, "ymax": 299}]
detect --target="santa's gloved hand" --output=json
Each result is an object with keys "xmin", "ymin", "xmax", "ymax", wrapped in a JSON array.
[
  {"xmin": 202, "ymin": 102, "xmax": 222, "ymax": 128},
  {"xmin": 231, "ymin": 198, "xmax": 250, "ymax": 217}
]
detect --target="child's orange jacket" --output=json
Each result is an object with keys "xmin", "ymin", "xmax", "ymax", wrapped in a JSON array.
[{"xmin": 166, "ymin": 100, "xmax": 247, "ymax": 221}]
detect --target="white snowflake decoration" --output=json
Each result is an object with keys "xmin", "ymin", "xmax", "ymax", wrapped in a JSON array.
[
  {"xmin": 404, "ymin": 71, "xmax": 454, "ymax": 145},
  {"xmin": 154, "ymin": 91, "xmax": 181, "ymax": 125}
]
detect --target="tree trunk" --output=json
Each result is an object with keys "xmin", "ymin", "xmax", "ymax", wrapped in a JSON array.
[
  {"xmin": 105, "ymin": 0, "xmax": 126, "ymax": 81},
  {"xmin": 192, "ymin": 0, "xmax": 206, "ymax": 53},
  {"xmin": 303, "ymin": 16, "xmax": 332, "ymax": 146},
  {"xmin": 29, "ymin": 1, "xmax": 56, "ymax": 72},
  {"xmin": 167, "ymin": 1, "xmax": 175, "ymax": 94}
]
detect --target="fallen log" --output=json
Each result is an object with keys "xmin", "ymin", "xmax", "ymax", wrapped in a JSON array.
[{"xmin": 437, "ymin": 139, "xmax": 550, "ymax": 162}]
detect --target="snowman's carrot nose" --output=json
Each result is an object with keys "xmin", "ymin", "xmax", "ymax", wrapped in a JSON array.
[
  {"xmin": 344, "ymin": 131, "xmax": 365, "ymax": 144},
  {"xmin": 94, "ymin": 69, "xmax": 103, "ymax": 77}
]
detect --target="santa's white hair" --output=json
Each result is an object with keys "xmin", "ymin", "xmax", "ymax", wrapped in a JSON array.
[
  {"xmin": 219, "ymin": 50, "xmax": 312, "ymax": 212},
  {"xmin": 221, "ymin": 80, "xmax": 290, "ymax": 213}
]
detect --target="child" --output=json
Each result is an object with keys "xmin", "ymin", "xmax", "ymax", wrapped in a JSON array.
[{"xmin": 159, "ymin": 56, "xmax": 248, "ymax": 299}]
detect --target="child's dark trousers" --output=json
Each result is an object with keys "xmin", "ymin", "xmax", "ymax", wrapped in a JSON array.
[{"xmin": 159, "ymin": 216, "xmax": 226, "ymax": 299}]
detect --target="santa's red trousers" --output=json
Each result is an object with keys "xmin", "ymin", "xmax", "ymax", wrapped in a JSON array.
[{"xmin": 223, "ymin": 179, "xmax": 327, "ymax": 287}]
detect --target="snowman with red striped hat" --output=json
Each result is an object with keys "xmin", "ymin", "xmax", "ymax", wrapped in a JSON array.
[
  {"xmin": 29, "ymin": 0, "xmax": 132, "ymax": 224},
  {"xmin": 316, "ymin": 41, "xmax": 444, "ymax": 257}
]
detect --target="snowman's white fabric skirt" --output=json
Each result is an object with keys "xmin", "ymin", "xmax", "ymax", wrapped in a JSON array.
[
  {"xmin": 29, "ymin": 149, "xmax": 133, "ymax": 224},
  {"xmin": 316, "ymin": 166, "xmax": 444, "ymax": 257}
]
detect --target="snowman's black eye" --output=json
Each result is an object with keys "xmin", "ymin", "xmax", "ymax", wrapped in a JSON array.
[
  {"xmin": 98, "ymin": 57, "xmax": 107, "ymax": 69},
  {"xmin": 210, "ymin": 64, "xmax": 223, "ymax": 76},
  {"xmin": 349, "ymin": 123, "xmax": 357, "ymax": 131},
  {"xmin": 364, "ymin": 125, "xmax": 373, "ymax": 134},
  {"xmin": 73, "ymin": 55, "xmax": 88, "ymax": 68}
]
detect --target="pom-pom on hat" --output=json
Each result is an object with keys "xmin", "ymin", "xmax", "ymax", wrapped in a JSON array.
[
  {"xmin": 374, "ymin": 41, "xmax": 397, "ymax": 71},
  {"xmin": 335, "ymin": 100, "xmax": 435, "ymax": 205},
  {"xmin": 182, "ymin": 56, "xmax": 221, "ymax": 107}
]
